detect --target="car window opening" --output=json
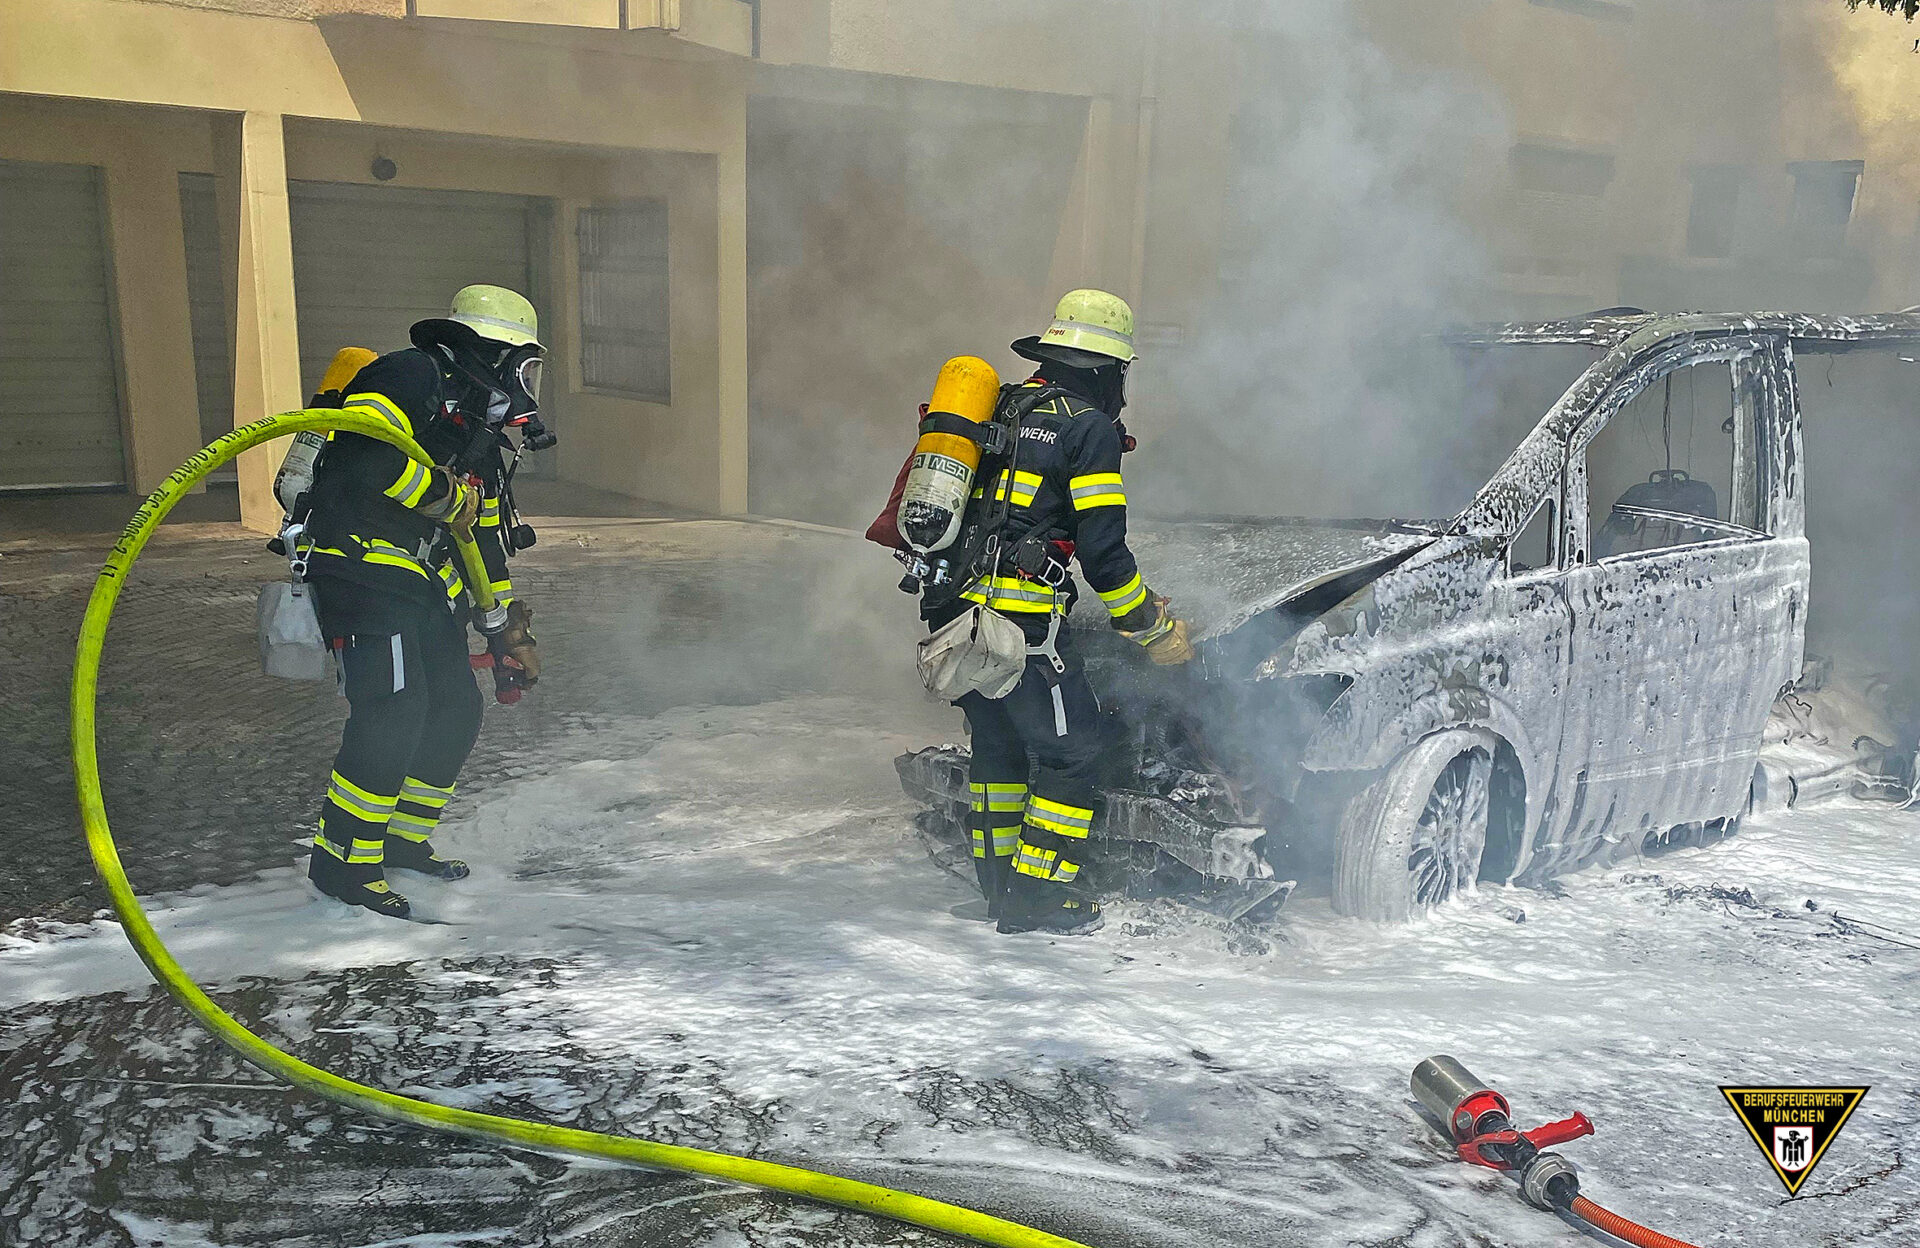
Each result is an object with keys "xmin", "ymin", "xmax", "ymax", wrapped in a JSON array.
[{"xmin": 1588, "ymin": 360, "xmax": 1769, "ymax": 560}]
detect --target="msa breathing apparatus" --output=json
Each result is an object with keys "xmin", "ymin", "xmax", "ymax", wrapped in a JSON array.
[{"xmin": 895, "ymin": 364, "xmax": 1080, "ymax": 607}]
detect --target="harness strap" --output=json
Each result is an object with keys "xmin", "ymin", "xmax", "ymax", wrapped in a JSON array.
[{"xmin": 918, "ymin": 410, "xmax": 988, "ymax": 441}]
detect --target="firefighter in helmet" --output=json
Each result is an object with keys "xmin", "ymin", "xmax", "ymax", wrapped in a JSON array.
[
  {"xmin": 933, "ymin": 289, "xmax": 1193, "ymax": 935},
  {"xmin": 300, "ymin": 284, "xmax": 546, "ymax": 919}
]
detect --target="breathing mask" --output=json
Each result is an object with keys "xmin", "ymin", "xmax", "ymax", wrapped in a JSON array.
[{"xmin": 437, "ymin": 339, "xmax": 556, "ymax": 450}]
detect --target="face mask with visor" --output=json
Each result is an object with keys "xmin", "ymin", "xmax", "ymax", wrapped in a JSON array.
[{"xmin": 439, "ymin": 340, "xmax": 556, "ymax": 450}]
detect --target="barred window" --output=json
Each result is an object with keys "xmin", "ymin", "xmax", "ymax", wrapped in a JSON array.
[{"xmin": 577, "ymin": 201, "xmax": 670, "ymax": 401}]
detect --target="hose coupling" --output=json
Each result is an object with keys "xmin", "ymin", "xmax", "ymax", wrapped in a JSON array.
[{"xmin": 1519, "ymin": 1150, "xmax": 1580, "ymax": 1210}]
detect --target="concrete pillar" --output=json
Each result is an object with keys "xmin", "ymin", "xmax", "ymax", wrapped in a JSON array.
[
  {"xmin": 223, "ymin": 111, "xmax": 302, "ymax": 533},
  {"xmin": 101, "ymin": 138, "xmax": 204, "ymax": 494},
  {"xmin": 1047, "ymin": 96, "xmax": 1119, "ymax": 296},
  {"xmin": 715, "ymin": 94, "xmax": 749, "ymax": 515}
]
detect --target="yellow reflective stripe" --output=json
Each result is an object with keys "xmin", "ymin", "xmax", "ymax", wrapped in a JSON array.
[
  {"xmin": 387, "ymin": 811, "xmax": 438, "ymax": 840},
  {"xmin": 327, "ymin": 773, "xmax": 396, "ymax": 822},
  {"xmin": 330, "ymin": 770, "xmax": 396, "ymax": 810},
  {"xmin": 1026, "ymin": 794, "xmax": 1094, "ymax": 838},
  {"xmin": 1013, "ymin": 844, "xmax": 1059, "ymax": 877},
  {"xmin": 958, "ymin": 595, "xmax": 1054, "ymax": 614},
  {"xmin": 363, "ymin": 549, "xmax": 428, "ymax": 574},
  {"xmin": 307, "ymin": 538, "xmax": 436, "ymax": 581},
  {"xmin": 961, "ymin": 571, "xmax": 1059, "ymax": 612},
  {"xmin": 989, "ymin": 826, "xmax": 1020, "ymax": 855},
  {"xmin": 313, "ymin": 825, "xmax": 388, "ymax": 864},
  {"xmin": 1013, "ymin": 843, "xmax": 1082, "ymax": 882},
  {"xmin": 1029, "ymin": 794, "xmax": 1092, "ymax": 818},
  {"xmin": 343, "ymin": 392, "xmax": 413, "ymax": 436},
  {"xmin": 959, "ymin": 592, "xmax": 1055, "ymax": 614},
  {"xmin": 384, "ymin": 458, "xmax": 433, "ymax": 508},
  {"xmin": 402, "ymin": 779, "xmax": 454, "ymax": 805},
  {"xmin": 1070, "ymin": 472, "xmax": 1126, "ymax": 510},
  {"xmin": 1097, "ymin": 573, "xmax": 1148, "ymax": 618},
  {"xmin": 489, "ymin": 579, "xmax": 513, "ymax": 597},
  {"xmin": 971, "ymin": 781, "xmax": 1028, "ymax": 812},
  {"xmin": 477, "ymin": 496, "xmax": 502, "ymax": 528},
  {"xmin": 989, "ymin": 469, "xmax": 1042, "ymax": 507}
]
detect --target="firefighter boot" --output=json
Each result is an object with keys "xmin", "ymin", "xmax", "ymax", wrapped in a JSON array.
[
  {"xmin": 381, "ymin": 835, "xmax": 471, "ymax": 880},
  {"xmin": 308, "ymin": 850, "xmax": 411, "ymax": 920},
  {"xmin": 996, "ymin": 871, "xmax": 1103, "ymax": 936}
]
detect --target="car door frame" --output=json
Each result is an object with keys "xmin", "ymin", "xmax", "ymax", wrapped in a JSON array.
[{"xmin": 1529, "ymin": 333, "xmax": 1806, "ymax": 874}]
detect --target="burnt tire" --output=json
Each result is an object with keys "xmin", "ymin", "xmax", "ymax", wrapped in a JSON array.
[{"xmin": 1333, "ymin": 729, "xmax": 1496, "ymax": 921}]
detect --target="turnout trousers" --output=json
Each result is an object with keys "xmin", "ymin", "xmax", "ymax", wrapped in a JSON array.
[
  {"xmin": 308, "ymin": 574, "xmax": 484, "ymax": 873},
  {"xmin": 953, "ymin": 630, "xmax": 1103, "ymax": 910}
]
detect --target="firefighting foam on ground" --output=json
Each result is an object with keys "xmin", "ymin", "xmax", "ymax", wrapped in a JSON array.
[{"xmin": 9, "ymin": 0, "xmax": 1920, "ymax": 1245}]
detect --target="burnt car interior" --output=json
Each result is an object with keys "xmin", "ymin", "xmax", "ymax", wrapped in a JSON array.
[{"xmin": 1589, "ymin": 364, "xmax": 1765, "ymax": 559}]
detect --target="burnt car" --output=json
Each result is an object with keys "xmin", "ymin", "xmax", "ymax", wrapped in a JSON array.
[{"xmin": 898, "ymin": 311, "xmax": 1920, "ymax": 920}]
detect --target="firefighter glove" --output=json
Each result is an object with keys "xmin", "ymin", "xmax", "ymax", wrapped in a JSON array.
[
  {"xmin": 1118, "ymin": 596, "xmax": 1194, "ymax": 666},
  {"xmin": 416, "ymin": 467, "xmax": 482, "ymax": 532},
  {"xmin": 499, "ymin": 599, "xmax": 540, "ymax": 683}
]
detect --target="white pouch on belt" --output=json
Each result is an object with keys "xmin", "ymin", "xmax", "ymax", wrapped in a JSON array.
[
  {"xmin": 257, "ymin": 580, "xmax": 332, "ymax": 681},
  {"xmin": 916, "ymin": 604, "xmax": 1027, "ymax": 700}
]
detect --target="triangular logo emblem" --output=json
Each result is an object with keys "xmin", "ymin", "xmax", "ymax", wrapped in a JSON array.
[{"xmin": 1720, "ymin": 1086, "xmax": 1868, "ymax": 1195}]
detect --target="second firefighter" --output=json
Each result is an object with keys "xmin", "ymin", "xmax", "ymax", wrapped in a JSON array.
[{"xmin": 893, "ymin": 289, "xmax": 1194, "ymax": 936}]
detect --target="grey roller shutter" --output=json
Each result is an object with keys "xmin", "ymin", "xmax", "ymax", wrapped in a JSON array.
[
  {"xmin": 288, "ymin": 181, "xmax": 541, "ymax": 397},
  {"xmin": 0, "ymin": 158, "xmax": 127, "ymax": 489}
]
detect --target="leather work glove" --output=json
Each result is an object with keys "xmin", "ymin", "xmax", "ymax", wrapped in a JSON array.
[
  {"xmin": 1117, "ymin": 595, "xmax": 1195, "ymax": 666},
  {"xmin": 472, "ymin": 600, "xmax": 539, "ymax": 703},
  {"xmin": 416, "ymin": 466, "xmax": 482, "ymax": 533},
  {"xmin": 499, "ymin": 599, "xmax": 540, "ymax": 682}
]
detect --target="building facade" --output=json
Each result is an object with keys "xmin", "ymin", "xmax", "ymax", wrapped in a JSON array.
[{"xmin": 1, "ymin": 0, "xmax": 1912, "ymax": 530}]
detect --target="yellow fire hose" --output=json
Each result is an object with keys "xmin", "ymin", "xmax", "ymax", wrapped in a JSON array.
[{"xmin": 69, "ymin": 409, "xmax": 1095, "ymax": 1248}]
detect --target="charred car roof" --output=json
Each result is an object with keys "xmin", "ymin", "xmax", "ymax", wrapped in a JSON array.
[{"xmin": 1448, "ymin": 309, "xmax": 1920, "ymax": 352}]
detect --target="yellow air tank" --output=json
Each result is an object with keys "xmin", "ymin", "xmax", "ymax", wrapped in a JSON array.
[{"xmin": 898, "ymin": 355, "xmax": 1002, "ymax": 554}]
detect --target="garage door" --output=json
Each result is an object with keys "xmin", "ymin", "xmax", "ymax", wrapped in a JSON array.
[
  {"xmin": 289, "ymin": 181, "xmax": 547, "ymax": 398},
  {"xmin": 0, "ymin": 159, "xmax": 127, "ymax": 489}
]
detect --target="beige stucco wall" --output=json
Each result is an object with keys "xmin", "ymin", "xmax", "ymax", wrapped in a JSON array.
[
  {"xmin": 0, "ymin": 0, "xmax": 751, "ymax": 522},
  {"xmin": 0, "ymin": 95, "xmax": 214, "ymax": 494},
  {"xmin": 552, "ymin": 145, "xmax": 741, "ymax": 513},
  {"xmin": 278, "ymin": 120, "xmax": 747, "ymax": 516},
  {"xmin": 8, "ymin": 0, "xmax": 1919, "ymax": 524}
]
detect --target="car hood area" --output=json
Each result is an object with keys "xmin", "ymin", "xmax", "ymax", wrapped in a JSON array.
[{"xmin": 1087, "ymin": 519, "xmax": 1439, "ymax": 641}]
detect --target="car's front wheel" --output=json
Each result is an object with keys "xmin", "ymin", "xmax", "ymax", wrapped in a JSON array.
[{"xmin": 1333, "ymin": 730, "xmax": 1495, "ymax": 921}]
